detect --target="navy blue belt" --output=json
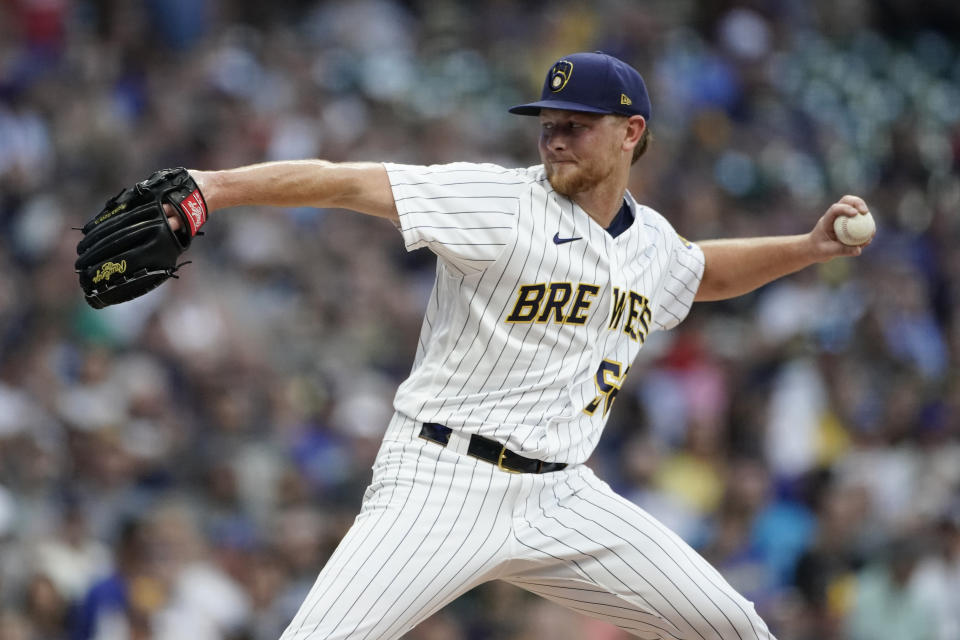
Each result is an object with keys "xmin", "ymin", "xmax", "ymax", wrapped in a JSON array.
[{"xmin": 419, "ymin": 423, "xmax": 567, "ymax": 474}]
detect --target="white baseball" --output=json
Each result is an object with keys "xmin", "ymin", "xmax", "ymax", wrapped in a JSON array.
[{"xmin": 833, "ymin": 211, "xmax": 875, "ymax": 246}]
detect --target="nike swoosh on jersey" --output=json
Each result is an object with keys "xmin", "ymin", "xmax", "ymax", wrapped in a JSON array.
[{"xmin": 553, "ymin": 233, "xmax": 582, "ymax": 245}]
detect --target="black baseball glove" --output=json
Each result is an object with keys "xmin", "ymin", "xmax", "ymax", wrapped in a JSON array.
[{"xmin": 75, "ymin": 167, "xmax": 208, "ymax": 309}]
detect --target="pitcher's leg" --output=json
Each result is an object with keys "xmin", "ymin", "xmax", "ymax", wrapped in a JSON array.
[
  {"xmin": 279, "ymin": 438, "xmax": 513, "ymax": 640},
  {"xmin": 507, "ymin": 467, "xmax": 774, "ymax": 640}
]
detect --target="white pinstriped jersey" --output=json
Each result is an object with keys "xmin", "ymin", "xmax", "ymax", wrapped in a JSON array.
[
  {"xmin": 278, "ymin": 164, "xmax": 771, "ymax": 640},
  {"xmin": 383, "ymin": 161, "xmax": 704, "ymax": 464}
]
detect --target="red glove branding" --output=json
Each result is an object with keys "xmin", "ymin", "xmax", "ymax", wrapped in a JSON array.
[{"xmin": 179, "ymin": 189, "xmax": 208, "ymax": 236}]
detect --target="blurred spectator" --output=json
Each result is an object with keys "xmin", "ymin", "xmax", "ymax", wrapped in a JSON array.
[
  {"xmin": 71, "ymin": 518, "xmax": 156, "ymax": 640},
  {"xmin": 912, "ymin": 509, "xmax": 960, "ymax": 640},
  {"xmin": 844, "ymin": 538, "xmax": 936, "ymax": 640},
  {"xmin": 23, "ymin": 573, "xmax": 68, "ymax": 640},
  {"xmin": 31, "ymin": 507, "xmax": 111, "ymax": 604}
]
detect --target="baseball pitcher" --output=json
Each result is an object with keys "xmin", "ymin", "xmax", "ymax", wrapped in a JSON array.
[{"xmin": 76, "ymin": 52, "xmax": 872, "ymax": 639}]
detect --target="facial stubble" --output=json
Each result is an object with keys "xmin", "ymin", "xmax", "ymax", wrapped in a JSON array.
[{"xmin": 544, "ymin": 133, "xmax": 622, "ymax": 197}]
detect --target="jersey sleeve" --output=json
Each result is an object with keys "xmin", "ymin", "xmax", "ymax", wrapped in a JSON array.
[
  {"xmin": 652, "ymin": 228, "xmax": 705, "ymax": 332},
  {"xmin": 383, "ymin": 162, "xmax": 526, "ymax": 275}
]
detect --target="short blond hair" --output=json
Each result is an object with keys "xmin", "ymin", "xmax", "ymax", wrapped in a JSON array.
[{"xmin": 631, "ymin": 128, "xmax": 652, "ymax": 165}]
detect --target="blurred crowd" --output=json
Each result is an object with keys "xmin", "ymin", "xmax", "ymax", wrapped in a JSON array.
[{"xmin": 2, "ymin": 1, "xmax": 960, "ymax": 639}]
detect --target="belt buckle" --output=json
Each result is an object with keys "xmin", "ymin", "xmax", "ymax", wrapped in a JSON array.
[{"xmin": 497, "ymin": 445, "xmax": 523, "ymax": 474}]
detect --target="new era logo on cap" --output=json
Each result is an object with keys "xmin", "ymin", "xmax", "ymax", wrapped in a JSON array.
[{"xmin": 509, "ymin": 52, "xmax": 651, "ymax": 120}]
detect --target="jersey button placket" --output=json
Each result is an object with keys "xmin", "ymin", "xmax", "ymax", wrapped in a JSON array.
[
  {"xmin": 588, "ymin": 239, "xmax": 617, "ymax": 378},
  {"xmin": 607, "ymin": 242, "xmax": 625, "ymax": 342}
]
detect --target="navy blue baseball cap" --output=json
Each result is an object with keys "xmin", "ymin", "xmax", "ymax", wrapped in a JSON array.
[{"xmin": 509, "ymin": 52, "xmax": 651, "ymax": 120}]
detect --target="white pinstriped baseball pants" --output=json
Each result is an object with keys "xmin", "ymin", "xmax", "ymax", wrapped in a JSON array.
[{"xmin": 279, "ymin": 414, "xmax": 775, "ymax": 640}]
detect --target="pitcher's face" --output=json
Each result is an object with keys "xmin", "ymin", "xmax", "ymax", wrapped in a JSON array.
[{"xmin": 538, "ymin": 109, "xmax": 627, "ymax": 196}]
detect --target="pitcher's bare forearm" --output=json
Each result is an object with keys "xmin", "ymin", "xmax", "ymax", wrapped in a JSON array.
[
  {"xmin": 695, "ymin": 196, "xmax": 872, "ymax": 302},
  {"xmin": 191, "ymin": 160, "xmax": 398, "ymax": 220},
  {"xmin": 696, "ymin": 235, "xmax": 818, "ymax": 301}
]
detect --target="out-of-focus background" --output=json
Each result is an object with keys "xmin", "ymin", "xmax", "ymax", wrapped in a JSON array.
[{"xmin": 1, "ymin": 1, "xmax": 959, "ymax": 639}]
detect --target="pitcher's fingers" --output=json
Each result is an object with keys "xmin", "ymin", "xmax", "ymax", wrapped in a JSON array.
[
  {"xmin": 828, "ymin": 202, "xmax": 861, "ymax": 219},
  {"xmin": 163, "ymin": 203, "xmax": 182, "ymax": 232},
  {"xmin": 838, "ymin": 195, "xmax": 868, "ymax": 214}
]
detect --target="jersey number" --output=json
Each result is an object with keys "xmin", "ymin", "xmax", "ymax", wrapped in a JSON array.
[{"xmin": 583, "ymin": 359, "xmax": 630, "ymax": 417}]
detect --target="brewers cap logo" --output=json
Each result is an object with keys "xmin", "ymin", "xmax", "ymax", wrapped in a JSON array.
[{"xmin": 549, "ymin": 60, "xmax": 573, "ymax": 92}]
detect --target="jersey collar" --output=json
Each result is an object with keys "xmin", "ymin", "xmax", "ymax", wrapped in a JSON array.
[{"xmin": 605, "ymin": 199, "xmax": 634, "ymax": 238}]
